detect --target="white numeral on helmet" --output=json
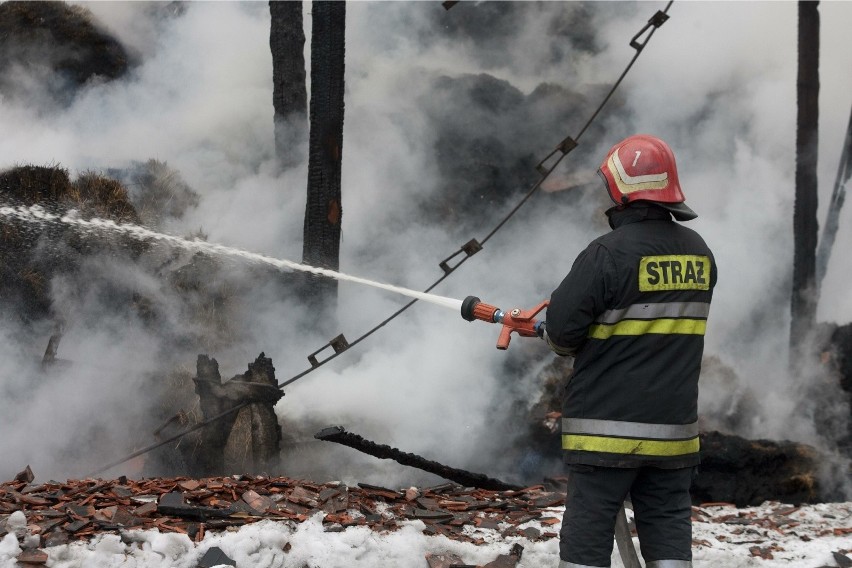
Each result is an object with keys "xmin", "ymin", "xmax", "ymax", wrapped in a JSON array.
[{"xmin": 632, "ymin": 150, "xmax": 642, "ymax": 167}]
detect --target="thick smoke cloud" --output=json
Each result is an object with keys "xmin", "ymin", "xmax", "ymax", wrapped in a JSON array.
[{"xmin": 0, "ymin": 1, "xmax": 850, "ymax": 493}]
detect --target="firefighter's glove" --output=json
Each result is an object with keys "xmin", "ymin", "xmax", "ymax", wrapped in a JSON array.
[{"xmin": 534, "ymin": 320, "xmax": 546, "ymax": 339}]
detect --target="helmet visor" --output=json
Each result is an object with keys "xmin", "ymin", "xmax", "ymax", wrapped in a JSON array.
[{"xmin": 656, "ymin": 201, "xmax": 697, "ymax": 221}]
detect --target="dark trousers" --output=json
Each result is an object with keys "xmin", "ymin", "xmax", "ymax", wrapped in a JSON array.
[{"xmin": 560, "ymin": 464, "xmax": 694, "ymax": 567}]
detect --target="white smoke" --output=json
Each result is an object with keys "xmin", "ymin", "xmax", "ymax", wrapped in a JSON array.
[{"xmin": 0, "ymin": 1, "xmax": 850, "ymax": 492}]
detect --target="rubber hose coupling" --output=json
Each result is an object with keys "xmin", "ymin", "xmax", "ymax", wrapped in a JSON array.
[{"xmin": 461, "ymin": 296, "xmax": 481, "ymax": 321}]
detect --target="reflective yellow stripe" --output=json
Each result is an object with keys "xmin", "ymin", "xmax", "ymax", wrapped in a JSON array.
[
  {"xmin": 562, "ymin": 434, "xmax": 700, "ymax": 456},
  {"xmin": 588, "ymin": 318, "xmax": 706, "ymax": 339}
]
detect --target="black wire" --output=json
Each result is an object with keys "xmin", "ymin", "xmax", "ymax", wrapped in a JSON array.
[
  {"xmin": 575, "ymin": 0, "xmax": 674, "ymax": 142},
  {"xmin": 86, "ymin": 402, "xmax": 251, "ymax": 478},
  {"xmin": 88, "ymin": 1, "xmax": 674, "ymax": 477}
]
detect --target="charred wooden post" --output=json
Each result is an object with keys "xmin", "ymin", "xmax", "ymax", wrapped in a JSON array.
[
  {"xmin": 815, "ymin": 105, "xmax": 852, "ymax": 291},
  {"xmin": 790, "ymin": 0, "xmax": 820, "ymax": 357},
  {"xmin": 315, "ymin": 426, "xmax": 521, "ymax": 491},
  {"xmin": 269, "ymin": 0, "xmax": 307, "ymax": 170},
  {"xmin": 302, "ymin": 0, "xmax": 346, "ymax": 328},
  {"xmin": 193, "ymin": 353, "xmax": 283, "ymax": 475},
  {"xmin": 244, "ymin": 354, "xmax": 283, "ymax": 472},
  {"xmin": 194, "ymin": 356, "xmax": 239, "ymax": 474}
]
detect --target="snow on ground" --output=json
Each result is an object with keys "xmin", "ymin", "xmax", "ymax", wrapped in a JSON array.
[
  {"xmin": 691, "ymin": 502, "xmax": 852, "ymax": 567},
  {"xmin": 1, "ymin": 501, "xmax": 850, "ymax": 568}
]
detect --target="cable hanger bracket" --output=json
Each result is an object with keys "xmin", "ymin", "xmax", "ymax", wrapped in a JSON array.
[
  {"xmin": 630, "ymin": 10, "xmax": 670, "ymax": 52},
  {"xmin": 535, "ymin": 136, "xmax": 578, "ymax": 177},
  {"xmin": 307, "ymin": 334, "xmax": 350, "ymax": 368},
  {"xmin": 439, "ymin": 238, "xmax": 483, "ymax": 274}
]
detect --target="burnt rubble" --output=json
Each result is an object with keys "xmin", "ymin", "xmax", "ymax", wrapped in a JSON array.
[
  {"xmin": 692, "ymin": 431, "xmax": 822, "ymax": 507},
  {"xmin": 0, "ymin": 1, "xmax": 130, "ymax": 108},
  {"xmin": 0, "ymin": 165, "xmax": 142, "ymax": 324},
  {"xmin": 0, "ymin": 471, "xmax": 566, "ymax": 564},
  {"xmin": 315, "ymin": 426, "xmax": 521, "ymax": 492},
  {"xmin": 2, "ymin": 469, "xmax": 850, "ymax": 568}
]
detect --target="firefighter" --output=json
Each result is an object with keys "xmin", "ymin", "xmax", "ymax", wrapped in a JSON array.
[{"xmin": 540, "ymin": 134, "xmax": 716, "ymax": 568}]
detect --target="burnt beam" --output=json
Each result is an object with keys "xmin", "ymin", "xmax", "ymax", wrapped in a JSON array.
[{"xmin": 315, "ymin": 426, "xmax": 520, "ymax": 491}]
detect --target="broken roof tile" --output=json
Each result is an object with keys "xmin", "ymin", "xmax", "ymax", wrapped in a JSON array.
[{"xmin": 0, "ymin": 472, "xmax": 581, "ymax": 549}]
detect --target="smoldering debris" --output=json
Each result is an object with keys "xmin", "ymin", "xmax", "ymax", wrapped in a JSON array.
[
  {"xmin": 0, "ymin": 1, "xmax": 130, "ymax": 109},
  {"xmin": 2, "ymin": 468, "xmax": 852, "ymax": 568},
  {"xmin": 693, "ymin": 432, "xmax": 821, "ymax": 507},
  {"xmin": 315, "ymin": 426, "xmax": 521, "ymax": 492},
  {"xmin": 106, "ymin": 160, "xmax": 201, "ymax": 228},
  {"xmin": 0, "ymin": 162, "xmax": 299, "ymax": 352},
  {"xmin": 0, "ymin": 470, "xmax": 566, "ymax": 550},
  {"xmin": 416, "ymin": 73, "xmax": 619, "ymax": 229},
  {"xmin": 0, "ymin": 165, "xmax": 142, "ymax": 323}
]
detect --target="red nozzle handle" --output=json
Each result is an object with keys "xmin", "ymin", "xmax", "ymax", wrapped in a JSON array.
[{"xmin": 496, "ymin": 300, "xmax": 549, "ymax": 350}]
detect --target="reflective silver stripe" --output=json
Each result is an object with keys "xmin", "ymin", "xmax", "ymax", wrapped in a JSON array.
[
  {"xmin": 559, "ymin": 561, "xmax": 605, "ymax": 568},
  {"xmin": 596, "ymin": 302, "xmax": 709, "ymax": 324},
  {"xmin": 646, "ymin": 560, "xmax": 692, "ymax": 568},
  {"xmin": 563, "ymin": 418, "xmax": 699, "ymax": 440}
]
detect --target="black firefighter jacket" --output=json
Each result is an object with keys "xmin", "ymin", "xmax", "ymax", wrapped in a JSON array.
[{"xmin": 545, "ymin": 203, "xmax": 716, "ymax": 469}]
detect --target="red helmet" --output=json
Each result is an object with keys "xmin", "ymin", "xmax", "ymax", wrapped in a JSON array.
[{"xmin": 598, "ymin": 134, "xmax": 696, "ymax": 221}]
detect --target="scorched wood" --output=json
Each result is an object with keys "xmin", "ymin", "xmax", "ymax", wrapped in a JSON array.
[
  {"xmin": 315, "ymin": 426, "xmax": 521, "ymax": 491},
  {"xmin": 193, "ymin": 353, "xmax": 283, "ymax": 475}
]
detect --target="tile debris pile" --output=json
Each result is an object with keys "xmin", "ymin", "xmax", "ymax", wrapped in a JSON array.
[
  {"xmin": 0, "ymin": 467, "xmax": 567, "ymax": 567},
  {"xmin": 2, "ymin": 465, "xmax": 851, "ymax": 567}
]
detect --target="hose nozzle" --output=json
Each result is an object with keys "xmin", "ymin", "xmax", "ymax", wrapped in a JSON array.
[
  {"xmin": 461, "ymin": 295, "xmax": 548, "ymax": 350},
  {"xmin": 461, "ymin": 295, "xmax": 500, "ymax": 323}
]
